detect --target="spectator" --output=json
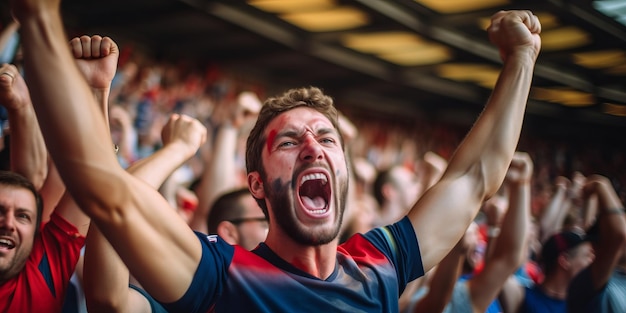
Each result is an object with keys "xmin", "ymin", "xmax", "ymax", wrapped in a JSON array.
[
  {"xmin": 207, "ymin": 188, "xmax": 268, "ymax": 251},
  {"xmin": 0, "ymin": 60, "xmax": 87, "ymax": 313},
  {"xmin": 567, "ymin": 175, "xmax": 626, "ymax": 312}
]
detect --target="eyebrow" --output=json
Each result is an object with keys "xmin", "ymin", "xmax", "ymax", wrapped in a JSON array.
[
  {"xmin": 15, "ymin": 207, "xmax": 35, "ymax": 216},
  {"xmin": 275, "ymin": 127, "xmax": 337, "ymax": 140}
]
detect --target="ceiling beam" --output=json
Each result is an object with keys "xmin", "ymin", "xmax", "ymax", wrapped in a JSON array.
[
  {"xmin": 177, "ymin": 0, "xmax": 487, "ymax": 104},
  {"xmin": 354, "ymin": 0, "xmax": 626, "ymax": 104}
]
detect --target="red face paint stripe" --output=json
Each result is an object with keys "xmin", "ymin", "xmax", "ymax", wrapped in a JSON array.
[{"xmin": 267, "ymin": 129, "xmax": 277, "ymax": 154}]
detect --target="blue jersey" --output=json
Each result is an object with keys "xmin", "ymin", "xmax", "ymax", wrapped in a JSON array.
[
  {"xmin": 162, "ymin": 216, "xmax": 424, "ymax": 313},
  {"xmin": 522, "ymin": 285, "xmax": 565, "ymax": 313}
]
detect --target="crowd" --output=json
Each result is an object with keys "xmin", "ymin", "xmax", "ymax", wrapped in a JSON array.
[{"xmin": 0, "ymin": 1, "xmax": 625, "ymax": 312}]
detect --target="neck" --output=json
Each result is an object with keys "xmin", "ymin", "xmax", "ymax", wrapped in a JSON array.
[
  {"xmin": 541, "ymin": 273, "xmax": 569, "ymax": 299},
  {"xmin": 265, "ymin": 231, "xmax": 338, "ymax": 279}
]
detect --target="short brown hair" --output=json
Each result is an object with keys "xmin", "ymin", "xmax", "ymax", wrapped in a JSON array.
[
  {"xmin": 245, "ymin": 86, "xmax": 343, "ymax": 214},
  {"xmin": 0, "ymin": 171, "xmax": 43, "ymax": 232}
]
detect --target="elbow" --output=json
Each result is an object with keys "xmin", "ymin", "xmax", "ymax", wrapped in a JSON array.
[
  {"xmin": 30, "ymin": 169, "xmax": 48, "ymax": 191},
  {"xmin": 74, "ymin": 171, "xmax": 133, "ymax": 223}
]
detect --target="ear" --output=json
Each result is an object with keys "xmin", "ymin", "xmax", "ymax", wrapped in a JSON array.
[
  {"xmin": 557, "ymin": 253, "xmax": 570, "ymax": 270},
  {"xmin": 217, "ymin": 221, "xmax": 239, "ymax": 246},
  {"xmin": 248, "ymin": 172, "xmax": 265, "ymax": 200}
]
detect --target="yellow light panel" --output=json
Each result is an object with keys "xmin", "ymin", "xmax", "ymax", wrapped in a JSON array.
[
  {"xmin": 248, "ymin": 0, "xmax": 336, "ymax": 13},
  {"xmin": 436, "ymin": 63, "xmax": 500, "ymax": 87},
  {"xmin": 603, "ymin": 103, "xmax": 626, "ymax": 117},
  {"xmin": 414, "ymin": 0, "xmax": 509, "ymax": 14},
  {"xmin": 541, "ymin": 26, "xmax": 591, "ymax": 51},
  {"xmin": 342, "ymin": 32, "xmax": 426, "ymax": 54},
  {"xmin": 572, "ymin": 49, "xmax": 626, "ymax": 69},
  {"xmin": 531, "ymin": 87, "xmax": 595, "ymax": 107},
  {"xmin": 379, "ymin": 44, "xmax": 452, "ymax": 66},
  {"xmin": 281, "ymin": 6, "xmax": 369, "ymax": 32}
]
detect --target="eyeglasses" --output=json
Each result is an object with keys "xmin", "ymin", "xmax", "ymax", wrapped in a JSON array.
[{"xmin": 229, "ymin": 217, "xmax": 268, "ymax": 225}]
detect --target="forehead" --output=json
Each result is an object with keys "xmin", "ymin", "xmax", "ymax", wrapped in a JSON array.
[
  {"xmin": 264, "ymin": 107, "xmax": 335, "ymax": 135},
  {"xmin": 0, "ymin": 185, "xmax": 37, "ymax": 212}
]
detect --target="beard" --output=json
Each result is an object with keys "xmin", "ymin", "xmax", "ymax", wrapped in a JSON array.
[
  {"xmin": 264, "ymin": 174, "xmax": 348, "ymax": 246},
  {"xmin": 0, "ymin": 241, "xmax": 33, "ymax": 283}
]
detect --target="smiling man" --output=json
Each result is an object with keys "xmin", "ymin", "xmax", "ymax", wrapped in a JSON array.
[
  {"xmin": 0, "ymin": 171, "xmax": 85, "ymax": 313},
  {"xmin": 12, "ymin": 0, "xmax": 542, "ymax": 310}
]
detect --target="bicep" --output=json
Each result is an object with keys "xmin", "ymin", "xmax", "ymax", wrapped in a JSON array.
[{"xmin": 93, "ymin": 175, "xmax": 202, "ymax": 303}]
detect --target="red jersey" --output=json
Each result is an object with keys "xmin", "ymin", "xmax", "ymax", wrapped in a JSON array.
[{"xmin": 0, "ymin": 212, "xmax": 85, "ymax": 313}]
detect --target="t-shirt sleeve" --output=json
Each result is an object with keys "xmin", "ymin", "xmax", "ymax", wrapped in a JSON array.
[
  {"xmin": 38, "ymin": 212, "xmax": 85, "ymax": 298},
  {"xmin": 160, "ymin": 233, "xmax": 235, "ymax": 313},
  {"xmin": 129, "ymin": 284, "xmax": 169, "ymax": 313},
  {"xmin": 361, "ymin": 216, "xmax": 424, "ymax": 292}
]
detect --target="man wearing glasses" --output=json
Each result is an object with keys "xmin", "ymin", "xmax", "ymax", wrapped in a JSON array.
[{"xmin": 208, "ymin": 188, "xmax": 268, "ymax": 251}]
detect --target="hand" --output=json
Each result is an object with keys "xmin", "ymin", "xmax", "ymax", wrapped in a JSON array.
[
  {"xmin": 70, "ymin": 35, "xmax": 119, "ymax": 90},
  {"xmin": 161, "ymin": 114, "xmax": 207, "ymax": 158},
  {"xmin": 505, "ymin": 151, "xmax": 533, "ymax": 185},
  {"xmin": 487, "ymin": 10, "xmax": 541, "ymax": 62},
  {"xmin": 582, "ymin": 175, "xmax": 623, "ymax": 210},
  {"xmin": 0, "ymin": 64, "xmax": 31, "ymax": 112},
  {"xmin": 482, "ymin": 192, "xmax": 508, "ymax": 226},
  {"xmin": 554, "ymin": 176, "xmax": 571, "ymax": 190},
  {"xmin": 569, "ymin": 171, "xmax": 586, "ymax": 197}
]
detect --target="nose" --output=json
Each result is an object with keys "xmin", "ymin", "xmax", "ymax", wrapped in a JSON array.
[
  {"xmin": 0, "ymin": 212, "xmax": 15, "ymax": 231},
  {"xmin": 299, "ymin": 134, "xmax": 323, "ymax": 162}
]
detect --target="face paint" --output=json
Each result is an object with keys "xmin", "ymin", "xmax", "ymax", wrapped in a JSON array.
[{"xmin": 267, "ymin": 129, "xmax": 277, "ymax": 154}]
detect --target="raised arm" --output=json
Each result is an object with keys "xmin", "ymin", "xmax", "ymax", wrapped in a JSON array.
[
  {"xmin": 407, "ymin": 10, "xmax": 541, "ymax": 271},
  {"xmin": 583, "ymin": 175, "xmax": 626, "ymax": 290},
  {"xmin": 411, "ymin": 233, "xmax": 471, "ymax": 313},
  {"xmin": 469, "ymin": 151, "xmax": 532, "ymax": 312},
  {"xmin": 538, "ymin": 175, "xmax": 570, "ymax": 242},
  {"xmin": 190, "ymin": 91, "xmax": 259, "ymax": 233},
  {"xmin": 12, "ymin": 1, "xmax": 204, "ymax": 303},
  {"xmin": 0, "ymin": 63, "xmax": 47, "ymax": 189},
  {"xmin": 85, "ymin": 113, "xmax": 206, "ymax": 313}
]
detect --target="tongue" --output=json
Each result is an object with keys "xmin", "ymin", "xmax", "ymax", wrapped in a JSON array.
[{"xmin": 302, "ymin": 196, "xmax": 326, "ymax": 210}]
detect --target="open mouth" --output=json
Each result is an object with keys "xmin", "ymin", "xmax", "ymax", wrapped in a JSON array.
[
  {"xmin": 0, "ymin": 238, "xmax": 15, "ymax": 249},
  {"xmin": 298, "ymin": 172, "xmax": 331, "ymax": 216}
]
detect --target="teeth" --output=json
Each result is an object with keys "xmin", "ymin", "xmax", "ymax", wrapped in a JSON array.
[
  {"xmin": 300, "ymin": 173, "xmax": 328, "ymax": 186},
  {"xmin": 0, "ymin": 238, "xmax": 14, "ymax": 248}
]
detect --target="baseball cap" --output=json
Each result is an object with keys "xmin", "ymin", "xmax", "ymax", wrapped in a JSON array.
[{"xmin": 541, "ymin": 231, "xmax": 588, "ymax": 265}]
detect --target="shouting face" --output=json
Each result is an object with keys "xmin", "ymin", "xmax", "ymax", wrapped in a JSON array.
[
  {"xmin": 0, "ymin": 185, "xmax": 38, "ymax": 283},
  {"xmin": 250, "ymin": 107, "xmax": 348, "ymax": 245}
]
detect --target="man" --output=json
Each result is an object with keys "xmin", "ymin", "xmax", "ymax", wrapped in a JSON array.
[
  {"xmin": 13, "ymin": 0, "xmax": 541, "ymax": 311},
  {"xmin": 373, "ymin": 165, "xmax": 422, "ymax": 226},
  {"xmin": 0, "ymin": 170, "xmax": 86, "ymax": 312},
  {"xmin": 567, "ymin": 175, "xmax": 626, "ymax": 312},
  {"xmin": 500, "ymin": 230, "xmax": 594, "ymax": 312},
  {"xmin": 501, "ymin": 175, "xmax": 622, "ymax": 313},
  {"xmin": 0, "ymin": 62, "xmax": 87, "ymax": 312},
  {"xmin": 207, "ymin": 188, "xmax": 268, "ymax": 251}
]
